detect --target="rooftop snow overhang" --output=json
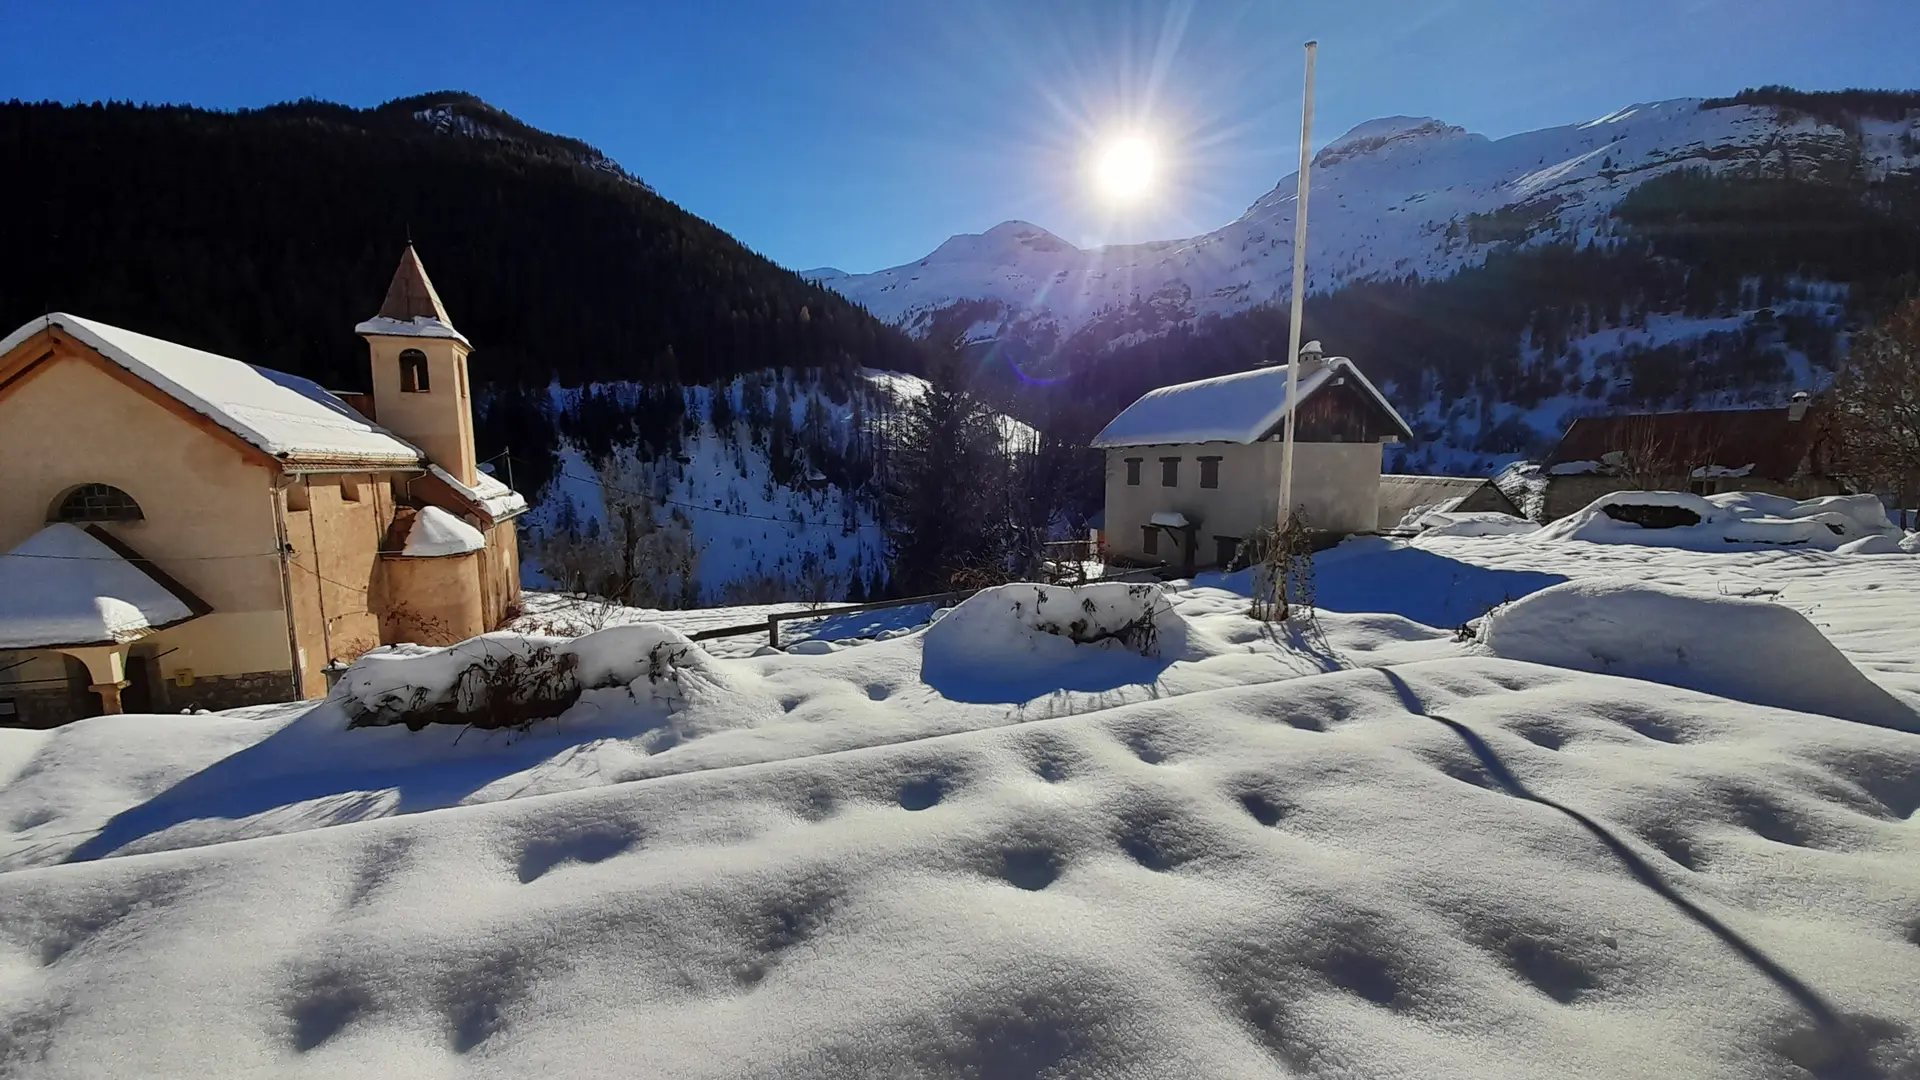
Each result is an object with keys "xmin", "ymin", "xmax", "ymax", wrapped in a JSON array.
[{"xmin": 0, "ymin": 525, "xmax": 211, "ymax": 651}]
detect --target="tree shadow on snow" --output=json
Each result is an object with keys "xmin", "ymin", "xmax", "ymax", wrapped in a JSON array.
[
  {"xmin": 63, "ymin": 705, "xmax": 615, "ymax": 864},
  {"xmin": 1312, "ymin": 541, "xmax": 1568, "ymax": 628}
]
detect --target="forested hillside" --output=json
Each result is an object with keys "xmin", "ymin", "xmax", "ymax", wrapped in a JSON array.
[{"xmin": 0, "ymin": 92, "xmax": 928, "ymax": 498}]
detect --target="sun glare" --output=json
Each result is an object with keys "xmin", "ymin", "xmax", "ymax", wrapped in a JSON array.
[{"xmin": 1091, "ymin": 135, "xmax": 1159, "ymax": 204}]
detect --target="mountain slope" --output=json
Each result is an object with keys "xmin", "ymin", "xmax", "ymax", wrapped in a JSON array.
[
  {"xmin": 827, "ymin": 95, "xmax": 1920, "ymax": 346},
  {"xmin": 0, "ymin": 94, "xmax": 926, "ymax": 402}
]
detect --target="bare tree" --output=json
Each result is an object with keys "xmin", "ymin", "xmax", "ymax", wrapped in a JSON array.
[
  {"xmin": 534, "ymin": 454, "xmax": 700, "ymax": 612},
  {"xmin": 1830, "ymin": 296, "xmax": 1920, "ymax": 528}
]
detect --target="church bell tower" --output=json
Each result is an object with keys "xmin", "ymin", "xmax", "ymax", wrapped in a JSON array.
[{"xmin": 356, "ymin": 245, "xmax": 480, "ymax": 486}]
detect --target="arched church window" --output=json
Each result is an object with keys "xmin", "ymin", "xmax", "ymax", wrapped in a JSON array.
[
  {"xmin": 400, "ymin": 349, "xmax": 431, "ymax": 393},
  {"xmin": 51, "ymin": 483, "xmax": 144, "ymax": 523}
]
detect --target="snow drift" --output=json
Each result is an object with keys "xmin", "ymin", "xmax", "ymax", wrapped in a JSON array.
[
  {"xmin": 1535, "ymin": 490, "xmax": 1906, "ymax": 551},
  {"xmin": 1480, "ymin": 579, "xmax": 1918, "ymax": 731},
  {"xmin": 1416, "ymin": 510, "xmax": 1540, "ymax": 538}
]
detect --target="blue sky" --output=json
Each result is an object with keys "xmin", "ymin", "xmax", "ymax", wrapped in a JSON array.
[{"xmin": 4, "ymin": 0, "xmax": 1917, "ymax": 274}]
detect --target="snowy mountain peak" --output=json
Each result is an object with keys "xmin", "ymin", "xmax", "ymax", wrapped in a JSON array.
[
  {"xmin": 1314, "ymin": 115, "xmax": 1472, "ymax": 166},
  {"xmin": 927, "ymin": 220, "xmax": 1081, "ymax": 263}
]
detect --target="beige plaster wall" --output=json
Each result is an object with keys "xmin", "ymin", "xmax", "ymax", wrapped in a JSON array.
[
  {"xmin": 281, "ymin": 471, "xmax": 412, "ymax": 695},
  {"xmin": 366, "ymin": 336, "xmax": 478, "ymax": 485},
  {"xmin": 1103, "ymin": 439, "xmax": 1386, "ymax": 565},
  {"xmin": 0, "ymin": 349, "xmax": 291, "ymax": 682},
  {"xmin": 382, "ymin": 552, "xmax": 486, "ymax": 646}
]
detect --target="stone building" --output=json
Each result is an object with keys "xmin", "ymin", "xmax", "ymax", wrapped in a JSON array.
[
  {"xmin": 1537, "ymin": 399, "xmax": 1841, "ymax": 522},
  {"xmin": 0, "ymin": 246, "xmax": 526, "ymax": 727}
]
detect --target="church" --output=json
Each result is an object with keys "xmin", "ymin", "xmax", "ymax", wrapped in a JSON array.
[{"xmin": 0, "ymin": 247, "xmax": 526, "ymax": 727}]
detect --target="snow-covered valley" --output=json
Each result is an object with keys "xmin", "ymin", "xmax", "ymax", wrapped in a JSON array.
[{"xmin": 4, "ymin": 502, "xmax": 1919, "ymax": 1078}]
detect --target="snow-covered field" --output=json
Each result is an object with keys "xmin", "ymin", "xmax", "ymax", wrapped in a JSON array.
[{"xmin": 3, "ymin": 502, "xmax": 1919, "ymax": 1078}]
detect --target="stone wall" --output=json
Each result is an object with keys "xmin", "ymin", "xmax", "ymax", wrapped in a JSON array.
[
  {"xmin": 162, "ymin": 670, "xmax": 300, "ymax": 714},
  {"xmin": 0, "ymin": 685, "xmax": 86, "ymax": 730}
]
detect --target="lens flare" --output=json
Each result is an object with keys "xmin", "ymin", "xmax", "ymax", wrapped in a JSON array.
[{"xmin": 1091, "ymin": 135, "xmax": 1158, "ymax": 203}]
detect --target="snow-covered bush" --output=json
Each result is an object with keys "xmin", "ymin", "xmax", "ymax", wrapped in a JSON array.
[
  {"xmin": 333, "ymin": 624, "xmax": 716, "ymax": 731},
  {"xmin": 921, "ymin": 582, "xmax": 1220, "ymax": 686},
  {"xmin": 1479, "ymin": 579, "xmax": 1917, "ymax": 730}
]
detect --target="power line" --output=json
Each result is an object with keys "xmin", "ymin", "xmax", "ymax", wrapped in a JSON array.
[{"xmin": 542, "ymin": 461, "xmax": 891, "ymax": 534}]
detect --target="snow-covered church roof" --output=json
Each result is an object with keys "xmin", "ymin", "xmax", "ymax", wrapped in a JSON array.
[
  {"xmin": 0, "ymin": 524, "xmax": 207, "ymax": 649},
  {"xmin": 0, "ymin": 313, "xmax": 425, "ymax": 468},
  {"xmin": 1090, "ymin": 355, "xmax": 1412, "ymax": 448}
]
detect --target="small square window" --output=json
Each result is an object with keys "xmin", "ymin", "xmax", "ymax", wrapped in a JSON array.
[
  {"xmin": 285, "ymin": 481, "xmax": 310, "ymax": 512},
  {"xmin": 1160, "ymin": 457, "xmax": 1179, "ymax": 487},
  {"xmin": 340, "ymin": 475, "xmax": 362, "ymax": 502},
  {"xmin": 1199, "ymin": 457, "xmax": 1221, "ymax": 489},
  {"xmin": 1142, "ymin": 525, "xmax": 1159, "ymax": 556},
  {"xmin": 1124, "ymin": 458, "xmax": 1142, "ymax": 486}
]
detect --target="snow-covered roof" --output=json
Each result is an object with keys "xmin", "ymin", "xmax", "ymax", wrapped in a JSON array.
[
  {"xmin": 427, "ymin": 464, "xmax": 528, "ymax": 524},
  {"xmin": 1, "ymin": 314, "xmax": 424, "ymax": 468},
  {"xmin": 402, "ymin": 506, "xmax": 486, "ymax": 557},
  {"xmin": 352, "ymin": 315, "xmax": 472, "ymax": 347},
  {"xmin": 1090, "ymin": 356, "xmax": 1412, "ymax": 448},
  {"xmin": 0, "ymin": 524, "xmax": 205, "ymax": 649},
  {"xmin": 1148, "ymin": 511, "xmax": 1190, "ymax": 528}
]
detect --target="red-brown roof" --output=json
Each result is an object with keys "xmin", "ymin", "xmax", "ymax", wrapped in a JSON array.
[
  {"xmin": 1545, "ymin": 406, "xmax": 1829, "ymax": 481},
  {"xmin": 376, "ymin": 244, "xmax": 455, "ymax": 326}
]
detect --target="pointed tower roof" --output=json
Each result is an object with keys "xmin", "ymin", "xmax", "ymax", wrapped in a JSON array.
[
  {"xmin": 379, "ymin": 244, "xmax": 452, "ymax": 323},
  {"xmin": 355, "ymin": 244, "xmax": 471, "ymax": 345}
]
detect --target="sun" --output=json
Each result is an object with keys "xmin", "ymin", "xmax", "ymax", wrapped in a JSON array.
[{"xmin": 1091, "ymin": 135, "xmax": 1159, "ymax": 204}]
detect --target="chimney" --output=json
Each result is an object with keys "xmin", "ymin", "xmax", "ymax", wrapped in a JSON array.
[
  {"xmin": 1297, "ymin": 339, "xmax": 1324, "ymax": 371},
  {"xmin": 1787, "ymin": 391, "xmax": 1810, "ymax": 422}
]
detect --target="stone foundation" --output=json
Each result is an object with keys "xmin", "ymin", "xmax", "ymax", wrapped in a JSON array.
[
  {"xmin": 165, "ymin": 670, "xmax": 301, "ymax": 713},
  {"xmin": 0, "ymin": 685, "xmax": 88, "ymax": 729}
]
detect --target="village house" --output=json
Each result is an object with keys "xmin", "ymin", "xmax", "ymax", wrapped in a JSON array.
[
  {"xmin": 1536, "ymin": 397, "xmax": 1841, "ymax": 521},
  {"xmin": 1375, "ymin": 473, "xmax": 1523, "ymax": 532},
  {"xmin": 0, "ymin": 246, "xmax": 526, "ymax": 727},
  {"xmin": 1091, "ymin": 345, "xmax": 1413, "ymax": 573}
]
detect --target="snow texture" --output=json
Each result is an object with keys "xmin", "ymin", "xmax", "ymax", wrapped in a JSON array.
[
  {"xmin": 428, "ymin": 464, "xmax": 528, "ymax": 523},
  {"xmin": 401, "ymin": 506, "xmax": 486, "ymax": 557},
  {"xmin": 1480, "ymin": 579, "xmax": 1918, "ymax": 731},
  {"xmin": 1090, "ymin": 356, "xmax": 1408, "ymax": 447},
  {"xmin": 1416, "ymin": 511, "xmax": 1541, "ymax": 538},
  {"xmin": 1535, "ymin": 490, "xmax": 1906, "ymax": 551},
  {"xmin": 0, "ymin": 524, "xmax": 195, "ymax": 648},
  {"xmin": 5, "ymin": 531, "xmax": 1920, "ymax": 1078},
  {"xmin": 353, "ymin": 314, "xmax": 472, "ymax": 346},
  {"xmin": 0, "ymin": 314, "xmax": 423, "ymax": 466}
]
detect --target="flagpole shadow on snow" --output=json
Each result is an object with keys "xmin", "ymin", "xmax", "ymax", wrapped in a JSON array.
[{"xmin": 1375, "ymin": 666, "xmax": 1888, "ymax": 1080}]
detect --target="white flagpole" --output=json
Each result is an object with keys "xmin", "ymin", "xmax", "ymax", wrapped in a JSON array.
[{"xmin": 1277, "ymin": 40, "xmax": 1317, "ymax": 529}]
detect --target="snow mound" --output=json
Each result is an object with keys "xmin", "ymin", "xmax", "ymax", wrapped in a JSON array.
[
  {"xmin": 920, "ymin": 582, "xmax": 1225, "ymax": 699},
  {"xmin": 402, "ymin": 505, "xmax": 486, "ymax": 556},
  {"xmin": 334, "ymin": 624, "xmax": 737, "ymax": 733},
  {"xmin": 1535, "ymin": 490, "xmax": 1902, "ymax": 551},
  {"xmin": 1905, "ymin": 531, "xmax": 1920, "ymax": 554},
  {"xmin": 1417, "ymin": 510, "xmax": 1540, "ymax": 538},
  {"xmin": 1480, "ymin": 580, "xmax": 1917, "ymax": 731}
]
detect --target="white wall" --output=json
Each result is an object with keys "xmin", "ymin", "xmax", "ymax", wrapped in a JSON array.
[{"xmin": 1103, "ymin": 438, "xmax": 1384, "ymax": 565}]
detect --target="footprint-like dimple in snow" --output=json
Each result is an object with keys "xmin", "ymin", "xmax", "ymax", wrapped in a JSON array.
[
  {"xmin": 897, "ymin": 776, "xmax": 945, "ymax": 811},
  {"xmin": 285, "ymin": 968, "xmax": 371, "ymax": 1053},
  {"xmin": 866, "ymin": 683, "xmax": 891, "ymax": 701},
  {"xmin": 1639, "ymin": 824, "xmax": 1704, "ymax": 871},
  {"xmin": 1000, "ymin": 848, "xmax": 1061, "ymax": 891},
  {"xmin": 516, "ymin": 828, "xmax": 639, "ymax": 884},
  {"xmin": 1499, "ymin": 934, "xmax": 1601, "ymax": 1004},
  {"xmin": 1238, "ymin": 792, "xmax": 1287, "ymax": 827},
  {"xmin": 1124, "ymin": 730, "xmax": 1170, "ymax": 765}
]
